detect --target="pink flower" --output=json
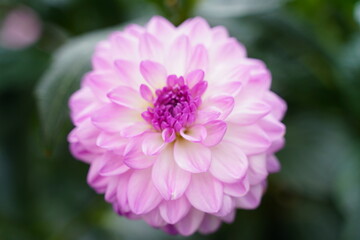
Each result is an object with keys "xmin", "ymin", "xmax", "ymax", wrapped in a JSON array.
[
  {"xmin": 0, "ymin": 6, "xmax": 41, "ymax": 49},
  {"xmin": 68, "ymin": 16, "xmax": 286, "ymax": 236}
]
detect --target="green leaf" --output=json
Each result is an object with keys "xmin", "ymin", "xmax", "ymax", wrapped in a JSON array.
[{"xmin": 35, "ymin": 21, "xmax": 141, "ymax": 150}]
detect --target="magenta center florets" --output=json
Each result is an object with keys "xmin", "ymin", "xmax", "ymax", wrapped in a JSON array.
[{"xmin": 142, "ymin": 76, "xmax": 201, "ymax": 132}]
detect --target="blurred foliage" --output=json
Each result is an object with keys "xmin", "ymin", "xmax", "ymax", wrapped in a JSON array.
[{"xmin": 1, "ymin": 0, "xmax": 360, "ymax": 239}]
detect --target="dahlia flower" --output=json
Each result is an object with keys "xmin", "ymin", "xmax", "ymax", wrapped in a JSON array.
[{"xmin": 68, "ymin": 16, "xmax": 286, "ymax": 236}]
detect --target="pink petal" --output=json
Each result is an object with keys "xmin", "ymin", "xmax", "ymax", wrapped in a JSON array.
[
  {"xmin": 107, "ymin": 86, "xmax": 147, "ymax": 110},
  {"xmin": 91, "ymin": 103, "xmax": 141, "ymax": 133},
  {"xmin": 139, "ymin": 32, "xmax": 163, "ymax": 62},
  {"xmin": 201, "ymin": 95, "xmax": 235, "ymax": 120},
  {"xmin": 99, "ymin": 152, "xmax": 129, "ymax": 176},
  {"xmin": 124, "ymin": 142, "xmax": 156, "ymax": 169},
  {"xmin": 187, "ymin": 44, "xmax": 209, "ymax": 73},
  {"xmin": 225, "ymin": 123, "xmax": 271, "ymax": 155},
  {"xmin": 248, "ymin": 154, "xmax": 268, "ymax": 185},
  {"xmin": 120, "ymin": 122, "xmax": 149, "ymax": 138},
  {"xmin": 180, "ymin": 125, "xmax": 207, "ymax": 143},
  {"xmin": 146, "ymin": 16, "xmax": 175, "ymax": 41},
  {"xmin": 127, "ymin": 168, "xmax": 163, "ymax": 214},
  {"xmin": 139, "ymin": 84, "xmax": 154, "ymax": 103},
  {"xmin": 264, "ymin": 91, "xmax": 287, "ymax": 120},
  {"xmin": 162, "ymin": 128, "xmax": 176, "ymax": 143},
  {"xmin": 195, "ymin": 109, "xmax": 221, "ymax": 124},
  {"xmin": 209, "ymin": 141, "xmax": 248, "ymax": 183},
  {"xmin": 202, "ymin": 120, "xmax": 227, "ymax": 147},
  {"xmin": 105, "ymin": 177, "xmax": 119, "ymax": 202},
  {"xmin": 214, "ymin": 195, "xmax": 234, "ymax": 217},
  {"xmin": 114, "ymin": 59, "xmax": 143, "ymax": 87},
  {"xmin": 116, "ymin": 171, "xmax": 132, "ymax": 213},
  {"xmin": 159, "ymin": 197, "xmax": 191, "ymax": 224},
  {"xmin": 96, "ymin": 132, "xmax": 127, "ymax": 151},
  {"xmin": 229, "ymin": 100, "xmax": 271, "ymax": 125},
  {"xmin": 175, "ymin": 208, "xmax": 204, "ymax": 236},
  {"xmin": 152, "ymin": 146, "xmax": 191, "ymax": 200},
  {"xmin": 142, "ymin": 208, "xmax": 167, "ymax": 227},
  {"xmin": 235, "ymin": 183, "xmax": 265, "ymax": 209},
  {"xmin": 174, "ymin": 139, "xmax": 211, "ymax": 173},
  {"xmin": 142, "ymin": 132, "xmax": 166, "ymax": 156},
  {"xmin": 224, "ymin": 176, "xmax": 250, "ymax": 197},
  {"xmin": 185, "ymin": 69, "xmax": 205, "ymax": 89},
  {"xmin": 185, "ymin": 173, "xmax": 223, "ymax": 213},
  {"xmin": 199, "ymin": 214, "xmax": 222, "ymax": 234},
  {"xmin": 140, "ymin": 60, "xmax": 167, "ymax": 89},
  {"xmin": 267, "ymin": 155, "xmax": 281, "ymax": 173},
  {"xmin": 166, "ymin": 35, "xmax": 190, "ymax": 76}
]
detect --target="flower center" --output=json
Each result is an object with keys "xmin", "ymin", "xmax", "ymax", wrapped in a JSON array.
[{"xmin": 142, "ymin": 76, "xmax": 201, "ymax": 132}]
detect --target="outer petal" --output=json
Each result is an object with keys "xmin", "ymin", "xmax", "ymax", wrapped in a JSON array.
[
  {"xmin": 127, "ymin": 168, "xmax": 163, "ymax": 214},
  {"xmin": 174, "ymin": 139, "xmax": 211, "ymax": 173},
  {"xmin": 185, "ymin": 173, "xmax": 223, "ymax": 213},
  {"xmin": 209, "ymin": 141, "xmax": 248, "ymax": 183},
  {"xmin": 139, "ymin": 32, "xmax": 164, "ymax": 62},
  {"xmin": 175, "ymin": 208, "xmax": 205, "ymax": 236},
  {"xmin": 199, "ymin": 214, "xmax": 222, "ymax": 234},
  {"xmin": 166, "ymin": 35, "xmax": 190, "ymax": 76},
  {"xmin": 159, "ymin": 197, "xmax": 191, "ymax": 224},
  {"xmin": 225, "ymin": 123, "xmax": 271, "ymax": 155},
  {"xmin": 235, "ymin": 183, "xmax": 265, "ymax": 210},
  {"xmin": 224, "ymin": 176, "xmax": 250, "ymax": 197},
  {"xmin": 152, "ymin": 145, "xmax": 191, "ymax": 200},
  {"xmin": 142, "ymin": 208, "xmax": 167, "ymax": 227}
]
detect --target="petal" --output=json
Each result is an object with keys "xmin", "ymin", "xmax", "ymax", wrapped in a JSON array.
[
  {"xmin": 140, "ymin": 60, "xmax": 167, "ymax": 89},
  {"xmin": 139, "ymin": 32, "xmax": 164, "ymax": 62},
  {"xmin": 96, "ymin": 132, "xmax": 127, "ymax": 151},
  {"xmin": 142, "ymin": 132, "xmax": 166, "ymax": 155},
  {"xmin": 185, "ymin": 173, "xmax": 223, "ymax": 213},
  {"xmin": 162, "ymin": 128, "xmax": 176, "ymax": 143},
  {"xmin": 146, "ymin": 16, "xmax": 175, "ymax": 42},
  {"xmin": 166, "ymin": 35, "xmax": 190, "ymax": 76},
  {"xmin": 201, "ymin": 95, "xmax": 234, "ymax": 120},
  {"xmin": 187, "ymin": 44, "xmax": 209, "ymax": 73},
  {"xmin": 107, "ymin": 86, "xmax": 147, "ymax": 110},
  {"xmin": 235, "ymin": 183, "xmax": 265, "ymax": 210},
  {"xmin": 175, "ymin": 208, "xmax": 204, "ymax": 236},
  {"xmin": 214, "ymin": 195, "xmax": 234, "ymax": 217},
  {"xmin": 127, "ymin": 168, "xmax": 163, "ymax": 214},
  {"xmin": 202, "ymin": 120, "xmax": 227, "ymax": 147},
  {"xmin": 114, "ymin": 59, "xmax": 143, "ymax": 87},
  {"xmin": 224, "ymin": 176, "xmax": 250, "ymax": 197},
  {"xmin": 174, "ymin": 139, "xmax": 211, "ymax": 173},
  {"xmin": 116, "ymin": 171, "xmax": 132, "ymax": 213},
  {"xmin": 209, "ymin": 141, "xmax": 248, "ymax": 183},
  {"xmin": 159, "ymin": 197, "xmax": 191, "ymax": 224},
  {"xmin": 91, "ymin": 103, "xmax": 141, "ymax": 133},
  {"xmin": 120, "ymin": 122, "xmax": 150, "ymax": 138},
  {"xmin": 225, "ymin": 123, "xmax": 271, "ymax": 155},
  {"xmin": 139, "ymin": 84, "xmax": 154, "ymax": 103},
  {"xmin": 248, "ymin": 154, "xmax": 268, "ymax": 185},
  {"xmin": 267, "ymin": 155, "xmax": 281, "ymax": 173},
  {"xmin": 229, "ymin": 101, "xmax": 271, "ymax": 125},
  {"xmin": 185, "ymin": 69, "xmax": 205, "ymax": 89},
  {"xmin": 180, "ymin": 125, "xmax": 207, "ymax": 143},
  {"xmin": 199, "ymin": 214, "xmax": 222, "ymax": 234},
  {"xmin": 99, "ymin": 152, "xmax": 129, "ymax": 176},
  {"xmin": 105, "ymin": 177, "xmax": 119, "ymax": 202},
  {"xmin": 124, "ymin": 142, "xmax": 156, "ymax": 169},
  {"xmin": 152, "ymin": 145, "xmax": 191, "ymax": 200},
  {"xmin": 142, "ymin": 208, "xmax": 167, "ymax": 227}
]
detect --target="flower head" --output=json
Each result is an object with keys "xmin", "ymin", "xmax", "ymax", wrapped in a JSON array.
[{"xmin": 68, "ymin": 16, "xmax": 286, "ymax": 236}]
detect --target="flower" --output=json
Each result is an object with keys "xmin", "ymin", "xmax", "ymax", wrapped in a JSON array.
[
  {"xmin": 0, "ymin": 6, "xmax": 41, "ymax": 49},
  {"xmin": 68, "ymin": 16, "xmax": 286, "ymax": 236}
]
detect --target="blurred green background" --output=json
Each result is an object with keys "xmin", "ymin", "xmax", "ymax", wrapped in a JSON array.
[{"xmin": 1, "ymin": 0, "xmax": 360, "ymax": 239}]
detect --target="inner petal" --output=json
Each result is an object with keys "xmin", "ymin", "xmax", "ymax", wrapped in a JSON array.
[{"xmin": 142, "ymin": 75, "xmax": 206, "ymax": 132}]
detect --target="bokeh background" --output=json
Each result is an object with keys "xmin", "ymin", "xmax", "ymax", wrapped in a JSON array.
[{"xmin": 1, "ymin": 0, "xmax": 360, "ymax": 239}]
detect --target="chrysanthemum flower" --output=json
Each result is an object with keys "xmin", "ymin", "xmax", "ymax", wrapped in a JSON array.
[{"xmin": 68, "ymin": 16, "xmax": 286, "ymax": 236}]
